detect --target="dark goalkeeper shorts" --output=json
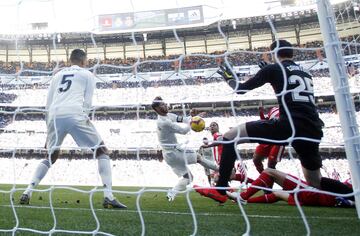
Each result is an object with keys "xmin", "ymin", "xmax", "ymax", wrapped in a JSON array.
[{"xmin": 245, "ymin": 118, "xmax": 323, "ymax": 171}]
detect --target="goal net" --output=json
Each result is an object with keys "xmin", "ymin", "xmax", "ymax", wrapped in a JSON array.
[{"xmin": 0, "ymin": 0, "xmax": 359, "ymax": 235}]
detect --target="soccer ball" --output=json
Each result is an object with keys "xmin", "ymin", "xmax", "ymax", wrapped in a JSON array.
[{"xmin": 190, "ymin": 116, "xmax": 205, "ymax": 132}]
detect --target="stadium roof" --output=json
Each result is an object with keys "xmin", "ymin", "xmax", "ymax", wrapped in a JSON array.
[{"xmin": 0, "ymin": 0, "xmax": 350, "ymax": 35}]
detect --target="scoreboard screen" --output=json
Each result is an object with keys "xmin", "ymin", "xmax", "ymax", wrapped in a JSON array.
[
  {"xmin": 280, "ymin": 0, "xmax": 297, "ymax": 6},
  {"xmin": 98, "ymin": 6, "xmax": 204, "ymax": 32}
]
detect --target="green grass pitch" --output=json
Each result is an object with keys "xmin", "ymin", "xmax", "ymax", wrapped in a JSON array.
[{"xmin": 0, "ymin": 185, "xmax": 359, "ymax": 235}]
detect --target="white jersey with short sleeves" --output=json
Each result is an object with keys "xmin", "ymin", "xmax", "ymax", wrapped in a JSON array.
[
  {"xmin": 46, "ymin": 65, "xmax": 95, "ymax": 121},
  {"xmin": 156, "ymin": 113, "xmax": 191, "ymax": 149}
]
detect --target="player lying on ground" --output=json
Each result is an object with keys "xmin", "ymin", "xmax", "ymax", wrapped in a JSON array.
[
  {"xmin": 195, "ymin": 39, "xmax": 354, "ymax": 203},
  {"xmin": 152, "ymin": 96, "xmax": 219, "ymax": 201},
  {"xmin": 226, "ymin": 168, "xmax": 354, "ymax": 207},
  {"xmin": 20, "ymin": 49, "xmax": 126, "ymax": 209}
]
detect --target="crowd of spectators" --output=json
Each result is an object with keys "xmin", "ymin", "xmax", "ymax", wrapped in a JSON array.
[
  {"xmin": 0, "ymin": 110, "xmax": 351, "ymax": 151},
  {"xmin": 96, "ymin": 76, "xmax": 223, "ymax": 89},
  {"xmin": 0, "ymin": 114, "xmax": 11, "ymax": 128},
  {"xmin": 0, "ymin": 36, "xmax": 358, "ymax": 76},
  {"xmin": 0, "ymin": 92, "xmax": 17, "ymax": 103},
  {"xmin": 0, "ymin": 148, "xmax": 348, "ymax": 161},
  {"xmin": 0, "ymin": 155, "xmax": 351, "ymax": 187},
  {"xmin": 1, "ymin": 102, "xmax": 357, "ymax": 125},
  {"xmin": 0, "ymin": 107, "xmax": 261, "ymax": 123}
]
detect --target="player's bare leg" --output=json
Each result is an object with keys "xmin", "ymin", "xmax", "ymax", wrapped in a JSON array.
[
  {"xmin": 263, "ymin": 168, "xmax": 287, "ymax": 186},
  {"xmin": 253, "ymin": 153, "xmax": 265, "ymax": 173},
  {"xmin": 267, "ymin": 156, "xmax": 277, "ymax": 169},
  {"xmin": 20, "ymin": 149, "xmax": 59, "ymax": 205},
  {"xmin": 302, "ymin": 167, "xmax": 322, "ymax": 189}
]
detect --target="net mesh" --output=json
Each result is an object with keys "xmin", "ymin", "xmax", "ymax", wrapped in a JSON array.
[{"xmin": 0, "ymin": 0, "xmax": 359, "ymax": 235}]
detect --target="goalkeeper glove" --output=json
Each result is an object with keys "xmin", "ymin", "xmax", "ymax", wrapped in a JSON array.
[
  {"xmin": 258, "ymin": 60, "xmax": 268, "ymax": 69},
  {"xmin": 217, "ymin": 64, "xmax": 236, "ymax": 82}
]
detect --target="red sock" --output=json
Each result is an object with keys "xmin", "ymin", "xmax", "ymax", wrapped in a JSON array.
[
  {"xmin": 234, "ymin": 174, "xmax": 254, "ymax": 184},
  {"xmin": 247, "ymin": 193, "xmax": 278, "ymax": 203},
  {"xmin": 283, "ymin": 174, "xmax": 307, "ymax": 190},
  {"xmin": 240, "ymin": 172, "xmax": 274, "ymax": 200}
]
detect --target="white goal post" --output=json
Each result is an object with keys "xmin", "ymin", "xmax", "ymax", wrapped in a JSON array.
[{"xmin": 317, "ymin": 0, "xmax": 360, "ymax": 218}]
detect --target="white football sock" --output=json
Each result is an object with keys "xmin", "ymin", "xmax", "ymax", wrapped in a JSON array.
[
  {"xmin": 98, "ymin": 154, "xmax": 114, "ymax": 200},
  {"xmin": 24, "ymin": 160, "xmax": 50, "ymax": 196},
  {"xmin": 172, "ymin": 177, "xmax": 191, "ymax": 192},
  {"xmin": 198, "ymin": 158, "xmax": 219, "ymax": 171}
]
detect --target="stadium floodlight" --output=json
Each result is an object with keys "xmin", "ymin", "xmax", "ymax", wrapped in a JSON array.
[
  {"xmin": 143, "ymin": 33, "xmax": 147, "ymax": 42},
  {"xmin": 354, "ymin": 3, "xmax": 359, "ymax": 12},
  {"xmin": 232, "ymin": 19, "xmax": 236, "ymax": 30}
]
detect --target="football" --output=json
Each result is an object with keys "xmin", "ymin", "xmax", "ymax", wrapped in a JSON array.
[{"xmin": 190, "ymin": 116, "xmax": 205, "ymax": 132}]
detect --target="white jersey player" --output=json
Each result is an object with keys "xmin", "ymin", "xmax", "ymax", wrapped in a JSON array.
[
  {"xmin": 151, "ymin": 96, "xmax": 218, "ymax": 201},
  {"xmin": 199, "ymin": 137, "xmax": 217, "ymax": 185},
  {"xmin": 20, "ymin": 49, "xmax": 126, "ymax": 209}
]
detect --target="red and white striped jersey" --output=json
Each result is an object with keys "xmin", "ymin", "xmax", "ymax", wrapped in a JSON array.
[
  {"xmin": 267, "ymin": 107, "xmax": 280, "ymax": 120},
  {"xmin": 259, "ymin": 107, "xmax": 280, "ymax": 120},
  {"xmin": 212, "ymin": 132, "xmax": 223, "ymax": 165}
]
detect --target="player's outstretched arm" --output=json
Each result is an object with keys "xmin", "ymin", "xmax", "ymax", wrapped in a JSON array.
[
  {"xmin": 218, "ymin": 62, "xmax": 270, "ymax": 95},
  {"xmin": 201, "ymin": 137, "xmax": 223, "ymax": 148},
  {"xmin": 166, "ymin": 120, "xmax": 191, "ymax": 135},
  {"xmin": 217, "ymin": 64, "xmax": 235, "ymax": 81}
]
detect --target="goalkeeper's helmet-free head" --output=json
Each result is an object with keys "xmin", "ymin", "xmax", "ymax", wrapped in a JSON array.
[{"xmin": 270, "ymin": 39, "xmax": 293, "ymax": 59}]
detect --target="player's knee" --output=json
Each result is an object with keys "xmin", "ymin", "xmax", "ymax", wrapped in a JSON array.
[
  {"xmin": 183, "ymin": 172, "xmax": 193, "ymax": 180},
  {"xmin": 224, "ymin": 124, "xmax": 248, "ymax": 141},
  {"xmin": 306, "ymin": 178, "xmax": 321, "ymax": 189},
  {"xmin": 49, "ymin": 150, "xmax": 59, "ymax": 164},
  {"xmin": 95, "ymin": 146, "xmax": 108, "ymax": 157}
]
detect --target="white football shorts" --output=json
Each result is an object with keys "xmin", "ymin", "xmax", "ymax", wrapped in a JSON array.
[
  {"xmin": 46, "ymin": 114, "xmax": 102, "ymax": 152},
  {"xmin": 162, "ymin": 147, "xmax": 197, "ymax": 177}
]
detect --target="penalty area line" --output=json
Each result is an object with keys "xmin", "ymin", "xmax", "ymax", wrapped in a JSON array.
[{"xmin": 0, "ymin": 204, "xmax": 356, "ymax": 221}]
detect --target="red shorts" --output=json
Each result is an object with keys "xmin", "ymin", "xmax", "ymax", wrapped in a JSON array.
[
  {"xmin": 284, "ymin": 174, "xmax": 336, "ymax": 207},
  {"xmin": 255, "ymin": 144, "xmax": 285, "ymax": 162},
  {"xmin": 288, "ymin": 191, "xmax": 336, "ymax": 207}
]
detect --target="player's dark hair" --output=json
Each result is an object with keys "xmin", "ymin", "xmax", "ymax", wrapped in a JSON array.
[
  {"xmin": 151, "ymin": 96, "xmax": 163, "ymax": 110},
  {"xmin": 270, "ymin": 39, "xmax": 293, "ymax": 58},
  {"xmin": 211, "ymin": 122, "xmax": 219, "ymax": 127},
  {"xmin": 70, "ymin": 49, "xmax": 87, "ymax": 64}
]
